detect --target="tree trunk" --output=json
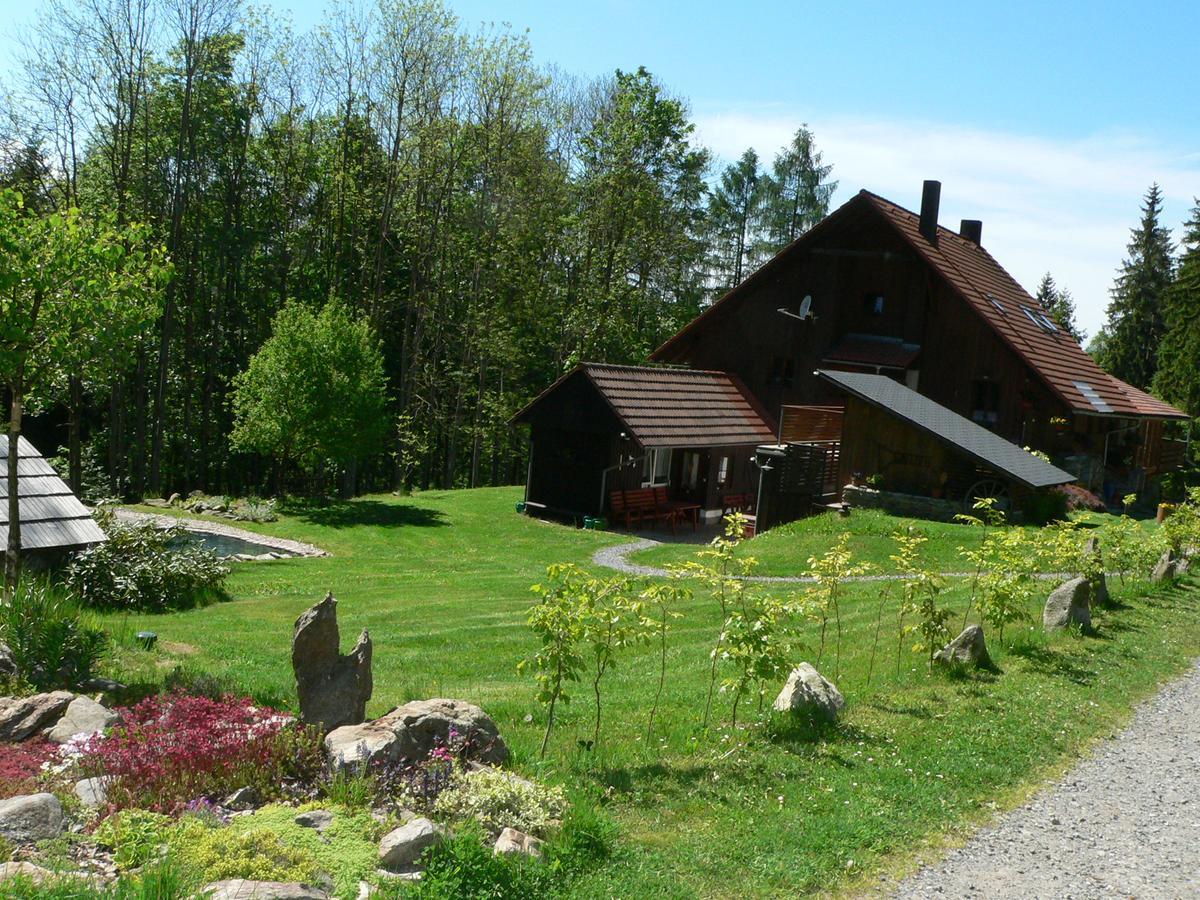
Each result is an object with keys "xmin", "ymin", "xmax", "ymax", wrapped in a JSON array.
[
  {"xmin": 5, "ymin": 391, "xmax": 24, "ymax": 602},
  {"xmin": 68, "ymin": 375, "xmax": 83, "ymax": 493}
]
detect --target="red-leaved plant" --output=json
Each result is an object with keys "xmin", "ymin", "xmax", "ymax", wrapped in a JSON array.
[
  {"xmin": 0, "ymin": 738, "xmax": 57, "ymax": 799},
  {"xmin": 74, "ymin": 692, "xmax": 322, "ymax": 814}
]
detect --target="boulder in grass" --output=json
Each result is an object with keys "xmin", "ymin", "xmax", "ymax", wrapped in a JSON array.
[
  {"xmin": 323, "ymin": 722, "xmax": 403, "ymax": 773},
  {"xmin": 0, "ymin": 793, "xmax": 64, "ymax": 843},
  {"xmin": 494, "ymin": 827, "xmax": 543, "ymax": 858},
  {"xmin": 292, "ymin": 593, "xmax": 372, "ymax": 732},
  {"xmin": 1152, "ymin": 550, "xmax": 1184, "ymax": 584},
  {"xmin": 1043, "ymin": 577, "xmax": 1092, "ymax": 631},
  {"xmin": 202, "ymin": 881, "xmax": 332, "ymax": 899},
  {"xmin": 771, "ymin": 663, "xmax": 844, "ymax": 720},
  {"xmin": 378, "ymin": 817, "xmax": 444, "ymax": 871},
  {"xmin": 934, "ymin": 625, "xmax": 992, "ymax": 669},
  {"xmin": 46, "ymin": 696, "xmax": 118, "ymax": 744},
  {"xmin": 0, "ymin": 692, "xmax": 75, "ymax": 742},
  {"xmin": 0, "ymin": 862, "xmax": 53, "ymax": 886}
]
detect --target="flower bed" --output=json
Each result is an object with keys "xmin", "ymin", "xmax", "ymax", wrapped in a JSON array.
[{"xmin": 0, "ymin": 737, "xmax": 56, "ymax": 799}]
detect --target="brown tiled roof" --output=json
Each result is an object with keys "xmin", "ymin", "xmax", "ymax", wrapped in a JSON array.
[
  {"xmin": 513, "ymin": 364, "xmax": 776, "ymax": 448},
  {"xmin": 823, "ymin": 333, "xmax": 921, "ymax": 370},
  {"xmin": 0, "ymin": 436, "xmax": 106, "ymax": 551},
  {"xmin": 861, "ymin": 191, "xmax": 1187, "ymax": 420}
]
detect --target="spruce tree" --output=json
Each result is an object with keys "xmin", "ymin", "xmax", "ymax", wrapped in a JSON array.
[
  {"xmin": 1098, "ymin": 184, "xmax": 1175, "ymax": 389},
  {"xmin": 708, "ymin": 148, "xmax": 763, "ymax": 295},
  {"xmin": 1153, "ymin": 200, "xmax": 1200, "ymax": 415},
  {"xmin": 1034, "ymin": 272, "xmax": 1085, "ymax": 342},
  {"xmin": 758, "ymin": 125, "xmax": 836, "ymax": 256}
]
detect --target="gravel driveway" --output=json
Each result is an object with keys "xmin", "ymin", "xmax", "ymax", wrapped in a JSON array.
[{"xmin": 891, "ymin": 660, "xmax": 1200, "ymax": 899}]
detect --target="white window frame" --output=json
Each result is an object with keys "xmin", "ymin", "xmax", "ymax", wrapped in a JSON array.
[
  {"xmin": 642, "ymin": 448, "xmax": 672, "ymax": 487},
  {"xmin": 716, "ymin": 455, "xmax": 730, "ymax": 486}
]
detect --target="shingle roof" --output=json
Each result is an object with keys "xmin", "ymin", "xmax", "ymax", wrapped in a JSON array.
[
  {"xmin": 818, "ymin": 369, "xmax": 1076, "ymax": 489},
  {"xmin": 0, "ymin": 436, "xmax": 106, "ymax": 551},
  {"xmin": 823, "ymin": 333, "xmax": 921, "ymax": 370},
  {"xmin": 861, "ymin": 192, "xmax": 1187, "ymax": 421},
  {"xmin": 514, "ymin": 364, "xmax": 776, "ymax": 448}
]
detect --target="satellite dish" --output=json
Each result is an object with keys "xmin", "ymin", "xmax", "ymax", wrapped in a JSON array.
[{"xmin": 798, "ymin": 295, "xmax": 813, "ymax": 319}]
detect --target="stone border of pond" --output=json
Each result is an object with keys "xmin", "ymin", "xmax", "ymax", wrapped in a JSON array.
[{"xmin": 114, "ymin": 509, "xmax": 329, "ymax": 559}]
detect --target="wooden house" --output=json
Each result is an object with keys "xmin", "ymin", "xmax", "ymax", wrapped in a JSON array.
[
  {"xmin": 514, "ymin": 181, "xmax": 1188, "ymax": 526},
  {"xmin": 1, "ymin": 435, "xmax": 106, "ymax": 564},
  {"xmin": 511, "ymin": 364, "xmax": 774, "ymax": 521}
]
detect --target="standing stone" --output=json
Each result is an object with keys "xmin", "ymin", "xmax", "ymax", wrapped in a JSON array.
[
  {"xmin": 934, "ymin": 625, "xmax": 992, "ymax": 668},
  {"xmin": 292, "ymin": 593, "xmax": 372, "ymax": 731},
  {"xmin": 378, "ymin": 817, "xmax": 444, "ymax": 870},
  {"xmin": 0, "ymin": 793, "xmax": 64, "ymax": 843},
  {"xmin": 46, "ymin": 696, "xmax": 118, "ymax": 744},
  {"xmin": 0, "ymin": 692, "xmax": 75, "ymax": 742},
  {"xmin": 771, "ymin": 663, "xmax": 844, "ymax": 720},
  {"xmin": 1044, "ymin": 577, "xmax": 1092, "ymax": 631},
  {"xmin": 1152, "ymin": 550, "xmax": 1180, "ymax": 584}
]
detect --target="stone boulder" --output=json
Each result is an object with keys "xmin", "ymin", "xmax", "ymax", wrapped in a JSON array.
[
  {"xmin": 1152, "ymin": 550, "xmax": 1189, "ymax": 583},
  {"xmin": 46, "ymin": 695, "xmax": 118, "ymax": 744},
  {"xmin": 292, "ymin": 593, "xmax": 372, "ymax": 732},
  {"xmin": 378, "ymin": 817, "xmax": 444, "ymax": 871},
  {"xmin": 377, "ymin": 698, "xmax": 509, "ymax": 766},
  {"xmin": 494, "ymin": 827, "xmax": 543, "ymax": 858},
  {"xmin": 74, "ymin": 777, "xmax": 108, "ymax": 810},
  {"xmin": 771, "ymin": 663, "xmax": 844, "ymax": 720},
  {"xmin": 1044, "ymin": 577, "xmax": 1092, "ymax": 631},
  {"xmin": 0, "ymin": 861, "xmax": 53, "ymax": 886},
  {"xmin": 294, "ymin": 810, "xmax": 333, "ymax": 832},
  {"xmin": 0, "ymin": 691, "xmax": 75, "ymax": 742},
  {"xmin": 0, "ymin": 642, "xmax": 16, "ymax": 677},
  {"xmin": 0, "ymin": 793, "xmax": 64, "ymax": 843},
  {"xmin": 202, "ymin": 881, "xmax": 332, "ymax": 899},
  {"xmin": 934, "ymin": 625, "xmax": 992, "ymax": 669},
  {"xmin": 323, "ymin": 721, "xmax": 403, "ymax": 772}
]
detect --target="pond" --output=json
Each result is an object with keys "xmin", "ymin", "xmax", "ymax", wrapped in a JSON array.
[{"xmin": 169, "ymin": 530, "xmax": 295, "ymax": 559}]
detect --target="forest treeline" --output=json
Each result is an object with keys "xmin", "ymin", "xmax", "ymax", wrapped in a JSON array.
[{"xmin": 0, "ymin": 0, "xmax": 835, "ymax": 498}]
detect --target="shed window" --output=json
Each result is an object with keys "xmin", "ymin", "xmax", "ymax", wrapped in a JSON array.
[
  {"xmin": 971, "ymin": 379, "xmax": 1001, "ymax": 428},
  {"xmin": 717, "ymin": 455, "xmax": 730, "ymax": 486},
  {"xmin": 643, "ymin": 448, "xmax": 672, "ymax": 487}
]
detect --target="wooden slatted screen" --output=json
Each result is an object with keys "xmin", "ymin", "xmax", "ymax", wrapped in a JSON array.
[{"xmin": 779, "ymin": 405, "xmax": 844, "ymax": 444}]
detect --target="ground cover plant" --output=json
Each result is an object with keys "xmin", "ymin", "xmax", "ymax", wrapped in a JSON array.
[{"xmin": 87, "ymin": 486, "xmax": 1200, "ymax": 897}]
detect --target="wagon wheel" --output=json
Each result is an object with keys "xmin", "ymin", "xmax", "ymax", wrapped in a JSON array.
[{"xmin": 962, "ymin": 478, "xmax": 1010, "ymax": 513}]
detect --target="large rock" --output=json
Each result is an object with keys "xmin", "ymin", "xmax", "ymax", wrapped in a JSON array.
[
  {"xmin": 0, "ymin": 862, "xmax": 53, "ymax": 886},
  {"xmin": 0, "ymin": 691, "xmax": 74, "ymax": 742},
  {"xmin": 202, "ymin": 881, "xmax": 332, "ymax": 899},
  {"xmin": 74, "ymin": 777, "xmax": 108, "ymax": 809},
  {"xmin": 379, "ymin": 817, "xmax": 444, "ymax": 871},
  {"xmin": 377, "ymin": 698, "xmax": 509, "ymax": 766},
  {"xmin": 934, "ymin": 625, "xmax": 992, "ymax": 668},
  {"xmin": 0, "ymin": 642, "xmax": 15, "ymax": 677},
  {"xmin": 494, "ymin": 827, "xmax": 543, "ymax": 858},
  {"xmin": 771, "ymin": 663, "xmax": 844, "ymax": 720},
  {"xmin": 292, "ymin": 593, "xmax": 372, "ymax": 732},
  {"xmin": 324, "ymin": 721, "xmax": 403, "ymax": 772},
  {"xmin": 1152, "ymin": 550, "xmax": 1188, "ymax": 583},
  {"xmin": 0, "ymin": 793, "xmax": 64, "ymax": 843},
  {"xmin": 46, "ymin": 695, "xmax": 118, "ymax": 744},
  {"xmin": 1044, "ymin": 577, "xmax": 1092, "ymax": 631}
]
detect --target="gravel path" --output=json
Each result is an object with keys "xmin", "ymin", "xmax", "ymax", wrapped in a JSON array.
[
  {"xmin": 115, "ymin": 509, "xmax": 328, "ymax": 558},
  {"xmin": 892, "ymin": 659, "xmax": 1200, "ymax": 899}
]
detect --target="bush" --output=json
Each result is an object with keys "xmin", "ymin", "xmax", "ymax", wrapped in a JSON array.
[
  {"xmin": 94, "ymin": 810, "xmax": 174, "ymax": 870},
  {"xmin": 65, "ymin": 511, "xmax": 228, "ymax": 612},
  {"xmin": 397, "ymin": 825, "xmax": 554, "ymax": 900},
  {"xmin": 0, "ymin": 581, "xmax": 107, "ymax": 690},
  {"xmin": 432, "ymin": 768, "xmax": 568, "ymax": 838},
  {"xmin": 172, "ymin": 822, "xmax": 320, "ymax": 885},
  {"xmin": 74, "ymin": 693, "xmax": 319, "ymax": 814},
  {"xmin": 0, "ymin": 736, "xmax": 57, "ymax": 799},
  {"xmin": 1021, "ymin": 488, "xmax": 1069, "ymax": 525}
]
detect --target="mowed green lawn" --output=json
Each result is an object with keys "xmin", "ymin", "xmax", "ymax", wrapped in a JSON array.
[{"xmin": 100, "ymin": 488, "xmax": 1200, "ymax": 898}]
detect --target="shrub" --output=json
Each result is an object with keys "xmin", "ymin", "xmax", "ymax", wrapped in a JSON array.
[
  {"xmin": 432, "ymin": 768, "xmax": 568, "ymax": 837},
  {"xmin": 397, "ymin": 824, "xmax": 554, "ymax": 900},
  {"xmin": 1021, "ymin": 488, "xmax": 1070, "ymax": 524},
  {"xmin": 0, "ymin": 581, "xmax": 107, "ymax": 690},
  {"xmin": 74, "ymin": 693, "xmax": 312, "ymax": 814},
  {"xmin": 94, "ymin": 810, "xmax": 174, "ymax": 870},
  {"xmin": 0, "ymin": 736, "xmax": 57, "ymax": 799},
  {"xmin": 65, "ymin": 511, "xmax": 228, "ymax": 612}
]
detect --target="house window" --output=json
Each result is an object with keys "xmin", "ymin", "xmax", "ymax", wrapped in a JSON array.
[
  {"xmin": 717, "ymin": 455, "xmax": 730, "ymax": 486},
  {"xmin": 971, "ymin": 379, "xmax": 1001, "ymax": 428},
  {"xmin": 642, "ymin": 448, "xmax": 672, "ymax": 487},
  {"xmin": 863, "ymin": 294, "xmax": 885, "ymax": 316},
  {"xmin": 768, "ymin": 356, "xmax": 795, "ymax": 386},
  {"xmin": 681, "ymin": 451, "xmax": 701, "ymax": 490}
]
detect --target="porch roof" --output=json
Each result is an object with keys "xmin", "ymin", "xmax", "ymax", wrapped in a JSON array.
[{"xmin": 0, "ymin": 435, "xmax": 107, "ymax": 551}]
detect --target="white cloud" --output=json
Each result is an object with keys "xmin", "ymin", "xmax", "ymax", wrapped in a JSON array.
[{"xmin": 694, "ymin": 108, "xmax": 1200, "ymax": 338}]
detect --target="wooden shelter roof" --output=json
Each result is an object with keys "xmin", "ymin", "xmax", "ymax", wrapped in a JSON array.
[
  {"xmin": 0, "ymin": 436, "xmax": 107, "ymax": 551},
  {"xmin": 513, "ymin": 363, "xmax": 776, "ymax": 448},
  {"xmin": 818, "ymin": 370, "xmax": 1076, "ymax": 489}
]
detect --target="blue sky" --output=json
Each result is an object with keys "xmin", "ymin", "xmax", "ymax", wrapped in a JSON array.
[{"xmin": 2, "ymin": 0, "xmax": 1198, "ymax": 336}]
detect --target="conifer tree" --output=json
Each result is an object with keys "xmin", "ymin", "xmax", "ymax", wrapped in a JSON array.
[
  {"xmin": 1098, "ymin": 184, "xmax": 1175, "ymax": 389},
  {"xmin": 1153, "ymin": 200, "xmax": 1200, "ymax": 415},
  {"xmin": 758, "ymin": 125, "xmax": 836, "ymax": 256},
  {"xmin": 708, "ymin": 148, "xmax": 763, "ymax": 295},
  {"xmin": 1034, "ymin": 272, "xmax": 1085, "ymax": 342}
]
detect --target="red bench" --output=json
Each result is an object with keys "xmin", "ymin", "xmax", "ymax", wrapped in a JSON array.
[
  {"xmin": 722, "ymin": 492, "xmax": 755, "ymax": 516},
  {"xmin": 610, "ymin": 489, "xmax": 676, "ymax": 531}
]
